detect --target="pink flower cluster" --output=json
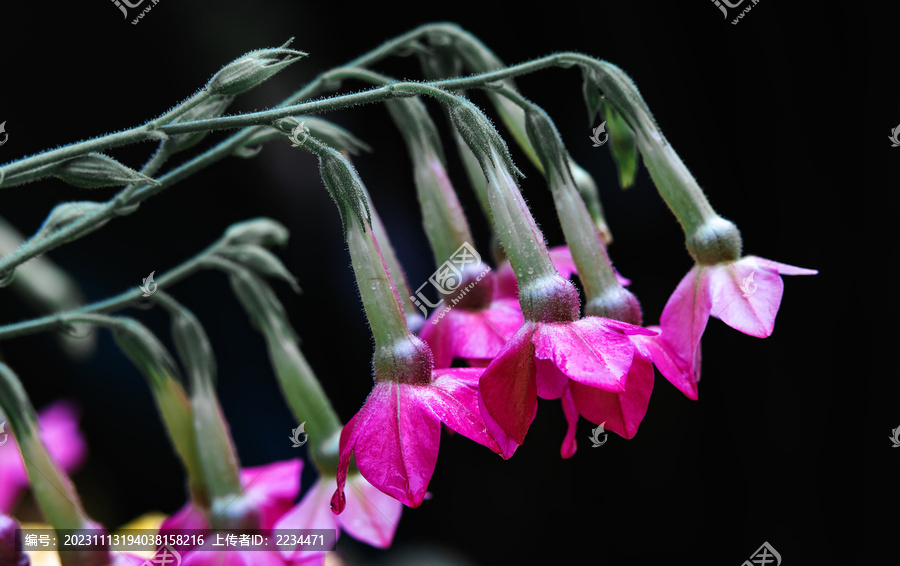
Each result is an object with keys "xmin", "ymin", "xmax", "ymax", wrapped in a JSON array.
[{"xmin": 331, "ymin": 246, "xmax": 815, "ymax": 510}]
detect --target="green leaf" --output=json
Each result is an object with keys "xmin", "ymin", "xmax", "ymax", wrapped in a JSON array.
[{"xmin": 599, "ymin": 98, "xmax": 639, "ymax": 189}]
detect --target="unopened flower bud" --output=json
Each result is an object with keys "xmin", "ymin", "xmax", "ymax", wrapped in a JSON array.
[
  {"xmin": 32, "ymin": 201, "xmax": 107, "ymax": 243},
  {"xmin": 51, "ymin": 153, "xmax": 160, "ymax": 189},
  {"xmin": 222, "ymin": 217, "xmax": 290, "ymax": 247},
  {"xmin": 164, "ymin": 95, "xmax": 234, "ymax": 153},
  {"xmin": 207, "ymin": 42, "xmax": 306, "ymax": 96}
]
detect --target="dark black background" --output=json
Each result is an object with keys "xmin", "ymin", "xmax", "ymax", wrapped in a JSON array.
[{"xmin": 0, "ymin": 2, "xmax": 886, "ymax": 565}]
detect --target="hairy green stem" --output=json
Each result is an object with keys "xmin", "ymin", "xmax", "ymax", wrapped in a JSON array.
[{"xmin": 0, "ymin": 236, "xmax": 225, "ymax": 341}]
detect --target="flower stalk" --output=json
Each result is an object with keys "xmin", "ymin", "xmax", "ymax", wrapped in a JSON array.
[
  {"xmin": 520, "ymin": 100, "xmax": 641, "ymax": 325},
  {"xmin": 0, "ymin": 363, "xmax": 93, "ymax": 532}
]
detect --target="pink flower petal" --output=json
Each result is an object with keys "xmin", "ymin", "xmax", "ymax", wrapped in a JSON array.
[
  {"xmin": 535, "ymin": 359, "xmax": 568, "ymax": 400},
  {"xmin": 494, "ymin": 261, "xmax": 518, "ymax": 299},
  {"xmin": 548, "ymin": 246, "xmax": 631, "ymax": 286},
  {"xmin": 182, "ymin": 549, "xmax": 287, "ymax": 566},
  {"xmin": 427, "ymin": 369, "xmax": 502, "ymax": 453},
  {"xmin": 659, "ymin": 265, "xmax": 711, "ymax": 375},
  {"xmin": 477, "ymin": 323, "xmax": 537, "ymax": 453},
  {"xmin": 708, "ymin": 259, "xmax": 784, "ymax": 338},
  {"xmin": 37, "ymin": 400, "xmax": 87, "ymax": 473},
  {"xmin": 338, "ymin": 472, "xmax": 402, "ymax": 548},
  {"xmin": 160, "ymin": 501, "xmax": 209, "ymax": 532},
  {"xmin": 560, "ymin": 390, "xmax": 579, "ymax": 459},
  {"xmin": 634, "ymin": 329, "xmax": 699, "ymax": 400},
  {"xmin": 751, "ymin": 256, "xmax": 819, "ymax": 276},
  {"xmin": 341, "ymin": 382, "xmax": 441, "ymax": 508},
  {"xmin": 549, "ymin": 246, "xmax": 579, "ymax": 281},
  {"xmin": 570, "ymin": 351, "xmax": 654, "ymax": 439},
  {"xmin": 420, "ymin": 298, "xmax": 523, "ymax": 368},
  {"xmin": 275, "ymin": 479, "xmax": 336, "ymax": 562},
  {"xmin": 240, "ymin": 459, "xmax": 303, "ymax": 529},
  {"xmin": 331, "ymin": 413, "xmax": 360, "ymax": 515},
  {"xmin": 533, "ymin": 318, "xmax": 650, "ymax": 392}
]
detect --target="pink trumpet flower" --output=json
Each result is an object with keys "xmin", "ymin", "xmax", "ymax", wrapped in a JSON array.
[
  {"xmin": 419, "ymin": 268, "xmax": 524, "ymax": 369},
  {"xmin": 331, "ymin": 363, "xmax": 501, "ymax": 511},
  {"xmin": 0, "ymin": 400, "xmax": 87, "ymax": 513},
  {"xmin": 161, "ymin": 459, "xmax": 302, "ymax": 533},
  {"xmin": 276, "ymin": 472, "xmax": 401, "ymax": 564},
  {"xmin": 166, "ymin": 460, "xmax": 302, "ymax": 566},
  {"xmin": 658, "ymin": 255, "xmax": 817, "ymax": 398},
  {"xmin": 479, "ymin": 297, "xmax": 657, "ymax": 459}
]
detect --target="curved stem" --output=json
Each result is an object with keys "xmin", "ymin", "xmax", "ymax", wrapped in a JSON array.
[
  {"xmin": 0, "ymin": 40, "xmax": 716, "ymax": 274},
  {"xmin": 0, "ymin": 237, "xmax": 223, "ymax": 341}
]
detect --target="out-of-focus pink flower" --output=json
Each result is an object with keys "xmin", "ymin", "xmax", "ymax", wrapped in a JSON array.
[
  {"xmin": 331, "ymin": 366, "xmax": 501, "ymax": 511},
  {"xmin": 0, "ymin": 400, "xmax": 87, "ymax": 514},
  {"xmin": 657, "ymin": 256, "xmax": 817, "ymax": 398},
  {"xmin": 277, "ymin": 472, "xmax": 401, "ymax": 564},
  {"xmin": 0, "ymin": 514, "xmax": 28, "ymax": 566},
  {"xmin": 181, "ymin": 546, "xmax": 291, "ymax": 566},
  {"xmin": 161, "ymin": 459, "xmax": 302, "ymax": 532}
]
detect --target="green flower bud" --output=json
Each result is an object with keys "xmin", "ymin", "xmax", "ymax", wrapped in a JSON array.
[
  {"xmin": 207, "ymin": 42, "xmax": 306, "ymax": 96},
  {"xmin": 31, "ymin": 201, "xmax": 107, "ymax": 243},
  {"xmin": 163, "ymin": 94, "xmax": 234, "ymax": 153},
  {"xmin": 221, "ymin": 217, "xmax": 289, "ymax": 247},
  {"xmin": 51, "ymin": 153, "xmax": 160, "ymax": 189},
  {"xmin": 218, "ymin": 244, "xmax": 300, "ymax": 293}
]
